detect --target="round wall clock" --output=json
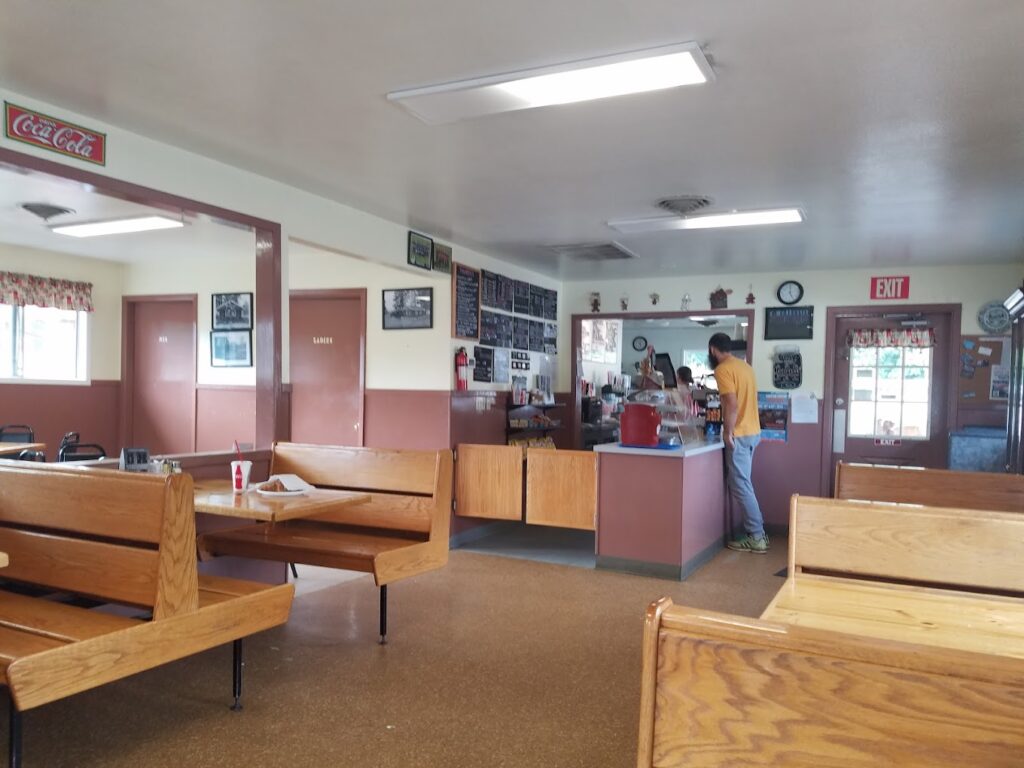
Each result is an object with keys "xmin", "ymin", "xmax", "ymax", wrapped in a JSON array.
[
  {"xmin": 978, "ymin": 300, "xmax": 1011, "ymax": 334},
  {"xmin": 632, "ymin": 336, "xmax": 648, "ymax": 351},
  {"xmin": 777, "ymin": 280, "xmax": 804, "ymax": 305}
]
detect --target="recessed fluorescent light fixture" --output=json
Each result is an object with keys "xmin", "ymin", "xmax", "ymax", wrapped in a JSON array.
[
  {"xmin": 608, "ymin": 208, "xmax": 804, "ymax": 234},
  {"xmin": 51, "ymin": 215, "xmax": 185, "ymax": 238},
  {"xmin": 387, "ymin": 42, "xmax": 713, "ymax": 124}
]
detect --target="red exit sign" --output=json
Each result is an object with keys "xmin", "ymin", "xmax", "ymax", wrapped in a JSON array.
[{"xmin": 870, "ymin": 275, "xmax": 910, "ymax": 300}]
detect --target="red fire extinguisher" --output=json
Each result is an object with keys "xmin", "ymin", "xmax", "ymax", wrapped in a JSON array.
[{"xmin": 455, "ymin": 347, "xmax": 469, "ymax": 391}]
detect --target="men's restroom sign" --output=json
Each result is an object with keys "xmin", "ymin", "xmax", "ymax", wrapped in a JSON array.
[{"xmin": 870, "ymin": 275, "xmax": 910, "ymax": 300}]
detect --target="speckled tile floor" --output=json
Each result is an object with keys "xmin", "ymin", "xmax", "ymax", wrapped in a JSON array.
[{"xmin": 13, "ymin": 543, "xmax": 786, "ymax": 767}]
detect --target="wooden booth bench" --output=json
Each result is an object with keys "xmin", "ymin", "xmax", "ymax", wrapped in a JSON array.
[
  {"xmin": 638, "ymin": 494, "xmax": 1024, "ymax": 767},
  {"xmin": 0, "ymin": 460, "xmax": 294, "ymax": 766},
  {"xmin": 834, "ymin": 460, "xmax": 1024, "ymax": 512},
  {"xmin": 198, "ymin": 442, "xmax": 454, "ymax": 644}
]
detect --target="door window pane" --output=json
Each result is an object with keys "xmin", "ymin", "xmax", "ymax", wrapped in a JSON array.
[{"xmin": 847, "ymin": 345, "xmax": 932, "ymax": 439}]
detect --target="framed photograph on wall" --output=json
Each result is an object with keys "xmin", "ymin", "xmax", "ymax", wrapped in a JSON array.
[
  {"xmin": 212, "ymin": 292, "xmax": 253, "ymax": 330},
  {"xmin": 383, "ymin": 287, "xmax": 433, "ymax": 330},
  {"xmin": 432, "ymin": 242, "xmax": 452, "ymax": 274},
  {"xmin": 407, "ymin": 231, "xmax": 433, "ymax": 271},
  {"xmin": 210, "ymin": 330, "xmax": 253, "ymax": 367}
]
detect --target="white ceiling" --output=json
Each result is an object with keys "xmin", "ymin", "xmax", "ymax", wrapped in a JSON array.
[
  {"xmin": 0, "ymin": 167, "xmax": 254, "ymax": 263},
  {"xmin": 1, "ymin": 1, "xmax": 1023, "ymax": 278}
]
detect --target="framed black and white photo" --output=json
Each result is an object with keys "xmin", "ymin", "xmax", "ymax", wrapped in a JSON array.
[
  {"xmin": 407, "ymin": 231, "xmax": 433, "ymax": 271},
  {"xmin": 382, "ymin": 288, "xmax": 433, "ymax": 330},
  {"xmin": 210, "ymin": 330, "xmax": 253, "ymax": 367},
  {"xmin": 212, "ymin": 292, "xmax": 253, "ymax": 330}
]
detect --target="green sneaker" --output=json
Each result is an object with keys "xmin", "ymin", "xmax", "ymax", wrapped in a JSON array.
[{"xmin": 727, "ymin": 534, "xmax": 769, "ymax": 554}]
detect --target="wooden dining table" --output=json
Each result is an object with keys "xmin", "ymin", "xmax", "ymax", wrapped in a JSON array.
[
  {"xmin": 0, "ymin": 442, "xmax": 45, "ymax": 457},
  {"xmin": 192, "ymin": 479, "xmax": 369, "ymax": 522}
]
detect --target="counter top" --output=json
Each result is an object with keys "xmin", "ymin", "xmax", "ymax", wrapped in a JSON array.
[{"xmin": 593, "ymin": 439, "xmax": 724, "ymax": 459}]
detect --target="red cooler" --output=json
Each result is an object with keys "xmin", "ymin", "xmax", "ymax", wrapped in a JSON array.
[{"xmin": 619, "ymin": 403, "xmax": 661, "ymax": 447}]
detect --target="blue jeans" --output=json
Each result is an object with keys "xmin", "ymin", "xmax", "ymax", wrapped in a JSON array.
[{"xmin": 726, "ymin": 434, "xmax": 764, "ymax": 538}]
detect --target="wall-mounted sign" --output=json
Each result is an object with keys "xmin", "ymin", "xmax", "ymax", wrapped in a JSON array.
[
  {"xmin": 874, "ymin": 437, "xmax": 902, "ymax": 447},
  {"xmin": 4, "ymin": 102, "xmax": 106, "ymax": 165},
  {"xmin": 870, "ymin": 275, "xmax": 910, "ymax": 300}
]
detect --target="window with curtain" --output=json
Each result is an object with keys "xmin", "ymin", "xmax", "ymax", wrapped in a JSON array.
[
  {"xmin": 847, "ymin": 328, "xmax": 935, "ymax": 439},
  {"xmin": 0, "ymin": 271, "xmax": 92, "ymax": 382}
]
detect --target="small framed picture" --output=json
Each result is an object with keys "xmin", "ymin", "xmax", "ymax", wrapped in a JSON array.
[
  {"xmin": 212, "ymin": 292, "xmax": 253, "ymax": 330},
  {"xmin": 383, "ymin": 288, "xmax": 433, "ymax": 330},
  {"xmin": 407, "ymin": 231, "xmax": 433, "ymax": 271},
  {"xmin": 211, "ymin": 330, "xmax": 253, "ymax": 367},
  {"xmin": 432, "ymin": 243, "xmax": 452, "ymax": 274}
]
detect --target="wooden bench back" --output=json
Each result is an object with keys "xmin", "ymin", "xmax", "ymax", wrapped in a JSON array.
[
  {"xmin": 0, "ymin": 460, "xmax": 198, "ymax": 619},
  {"xmin": 834, "ymin": 461, "xmax": 1024, "ymax": 512},
  {"xmin": 790, "ymin": 494, "xmax": 1024, "ymax": 594},
  {"xmin": 638, "ymin": 598, "xmax": 1024, "ymax": 767},
  {"xmin": 270, "ymin": 442, "xmax": 452, "ymax": 539}
]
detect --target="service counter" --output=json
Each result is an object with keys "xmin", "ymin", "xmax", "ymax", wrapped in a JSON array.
[{"xmin": 593, "ymin": 439, "xmax": 726, "ymax": 580}]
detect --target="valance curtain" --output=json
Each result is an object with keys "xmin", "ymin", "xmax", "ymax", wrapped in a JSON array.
[
  {"xmin": 848, "ymin": 327, "xmax": 935, "ymax": 348},
  {"xmin": 0, "ymin": 270, "xmax": 94, "ymax": 312}
]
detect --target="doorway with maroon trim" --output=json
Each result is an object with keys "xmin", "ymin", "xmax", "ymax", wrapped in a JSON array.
[
  {"xmin": 122, "ymin": 295, "xmax": 197, "ymax": 455},
  {"xmin": 289, "ymin": 289, "xmax": 366, "ymax": 446},
  {"xmin": 823, "ymin": 305, "xmax": 960, "ymax": 492}
]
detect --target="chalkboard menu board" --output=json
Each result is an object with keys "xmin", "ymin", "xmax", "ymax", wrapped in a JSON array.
[
  {"xmin": 530, "ymin": 285, "xmax": 545, "ymax": 319},
  {"xmin": 513, "ymin": 317, "xmax": 530, "ymax": 350},
  {"xmin": 513, "ymin": 280, "xmax": 531, "ymax": 315},
  {"xmin": 529, "ymin": 320, "xmax": 544, "ymax": 352},
  {"xmin": 543, "ymin": 288, "xmax": 557, "ymax": 321},
  {"xmin": 480, "ymin": 310, "xmax": 513, "ymax": 348},
  {"xmin": 481, "ymin": 270, "xmax": 514, "ymax": 312},
  {"xmin": 473, "ymin": 346, "xmax": 493, "ymax": 383},
  {"xmin": 764, "ymin": 306, "xmax": 813, "ymax": 340},
  {"xmin": 543, "ymin": 322, "xmax": 557, "ymax": 355},
  {"xmin": 452, "ymin": 263, "xmax": 480, "ymax": 339}
]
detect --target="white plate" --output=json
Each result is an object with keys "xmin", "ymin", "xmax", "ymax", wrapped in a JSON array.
[{"xmin": 256, "ymin": 488, "xmax": 306, "ymax": 498}]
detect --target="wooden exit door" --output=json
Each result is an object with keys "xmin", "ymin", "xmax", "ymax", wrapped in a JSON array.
[
  {"xmin": 123, "ymin": 296, "xmax": 197, "ymax": 455},
  {"xmin": 289, "ymin": 290, "xmax": 366, "ymax": 446},
  {"xmin": 825, "ymin": 306, "xmax": 959, "ymax": 489}
]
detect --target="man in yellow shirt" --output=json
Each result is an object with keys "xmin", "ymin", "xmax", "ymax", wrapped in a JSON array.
[{"xmin": 708, "ymin": 333, "xmax": 768, "ymax": 553}]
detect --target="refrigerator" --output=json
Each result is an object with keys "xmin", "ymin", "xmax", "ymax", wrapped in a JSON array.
[{"xmin": 1006, "ymin": 284, "xmax": 1024, "ymax": 474}]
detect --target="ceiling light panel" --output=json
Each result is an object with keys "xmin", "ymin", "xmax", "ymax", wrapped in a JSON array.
[
  {"xmin": 388, "ymin": 42, "xmax": 713, "ymax": 124},
  {"xmin": 608, "ymin": 208, "xmax": 804, "ymax": 234},
  {"xmin": 52, "ymin": 215, "xmax": 184, "ymax": 238}
]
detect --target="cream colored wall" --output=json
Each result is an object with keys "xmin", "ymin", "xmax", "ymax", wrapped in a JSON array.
[
  {"xmin": 122, "ymin": 252, "xmax": 255, "ymax": 386},
  {"xmin": 0, "ymin": 243, "xmax": 123, "ymax": 380},
  {"xmin": 289, "ymin": 241, "xmax": 563, "ymax": 391},
  {"xmin": 562, "ymin": 263, "xmax": 1024, "ymax": 396}
]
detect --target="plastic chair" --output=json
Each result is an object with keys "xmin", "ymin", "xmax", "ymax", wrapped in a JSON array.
[
  {"xmin": 0, "ymin": 424, "xmax": 35, "ymax": 443},
  {"xmin": 57, "ymin": 432, "xmax": 107, "ymax": 463}
]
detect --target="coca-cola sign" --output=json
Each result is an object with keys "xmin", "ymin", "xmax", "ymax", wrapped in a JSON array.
[{"xmin": 4, "ymin": 102, "xmax": 106, "ymax": 165}]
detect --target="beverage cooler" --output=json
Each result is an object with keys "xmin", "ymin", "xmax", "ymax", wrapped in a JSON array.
[{"xmin": 1006, "ymin": 284, "xmax": 1024, "ymax": 474}]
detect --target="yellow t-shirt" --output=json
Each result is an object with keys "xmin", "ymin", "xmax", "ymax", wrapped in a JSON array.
[{"xmin": 714, "ymin": 356, "xmax": 761, "ymax": 437}]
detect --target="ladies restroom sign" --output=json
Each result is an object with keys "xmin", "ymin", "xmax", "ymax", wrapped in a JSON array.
[
  {"xmin": 870, "ymin": 275, "xmax": 910, "ymax": 300},
  {"xmin": 4, "ymin": 102, "xmax": 106, "ymax": 165}
]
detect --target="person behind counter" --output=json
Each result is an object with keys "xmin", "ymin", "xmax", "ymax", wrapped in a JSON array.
[{"xmin": 707, "ymin": 333, "xmax": 768, "ymax": 554}]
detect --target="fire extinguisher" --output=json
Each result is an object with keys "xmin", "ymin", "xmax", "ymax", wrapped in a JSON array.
[{"xmin": 455, "ymin": 347, "xmax": 469, "ymax": 391}]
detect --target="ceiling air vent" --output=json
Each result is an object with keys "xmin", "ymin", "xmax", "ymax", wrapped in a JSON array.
[
  {"xmin": 20, "ymin": 202, "xmax": 75, "ymax": 221},
  {"xmin": 656, "ymin": 195, "xmax": 713, "ymax": 216},
  {"xmin": 548, "ymin": 242, "xmax": 638, "ymax": 262}
]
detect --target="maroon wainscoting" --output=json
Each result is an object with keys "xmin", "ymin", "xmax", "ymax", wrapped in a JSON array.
[
  {"xmin": 750, "ymin": 412, "xmax": 825, "ymax": 528},
  {"xmin": 195, "ymin": 385, "xmax": 257, "ymax": 452},
  {"xmin": 364, "ymin": 389, "xmax": 451, "ymax": 450},
  {"xmin": 957, "ymin": 406, "xmax": 1008, "ymax": 430},
  {"xmin": 0, "ymin": 380, "xmax": 119, "ymax": 461}
]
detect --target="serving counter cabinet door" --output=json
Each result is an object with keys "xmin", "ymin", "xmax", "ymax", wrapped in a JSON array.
[
  {"xmin": 525, "ymin": 449, "xmax": 597, "ymax": 531},
  {"xmin": 454, "ymin": 444, "xmax": 524, "ymax": 520}
]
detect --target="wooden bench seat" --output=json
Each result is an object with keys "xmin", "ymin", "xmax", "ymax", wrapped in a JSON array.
[
  {"xmin": 199, "ymin": 442, "xmax": 453, "ymax": 644},
  {"xmin": 638, "ymin": 493, "xmax": 1024, "ymax": 767},
  {"xmin": 834, "ymin": 460, "xmax": 1024, "ymax": 511},
  {"xmin": 0, "ymin": 460, "xmax": 295, "ymax": 766}
]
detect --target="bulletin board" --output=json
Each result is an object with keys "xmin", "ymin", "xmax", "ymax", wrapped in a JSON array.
[{"xmin": 958, "ymin": 336, "xmax": 1007, "ymax": 404}]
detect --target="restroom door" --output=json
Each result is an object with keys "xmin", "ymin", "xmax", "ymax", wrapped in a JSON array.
[
  {"xmin": 289, "ymin": 290, "xmax": 365, "ymax": 446},
  {"xmin": 124, "ymin": 296, "xmax": 197, "ymax": 454}
]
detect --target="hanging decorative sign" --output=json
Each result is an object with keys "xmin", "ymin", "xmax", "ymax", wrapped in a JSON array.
[
  {"xmin": 4, "ymin": 102, "xmax": 106, "ymax": 165},
  {"xmin": 870, "ymin": 275, "xmax": 910, "ymax": 300}
]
